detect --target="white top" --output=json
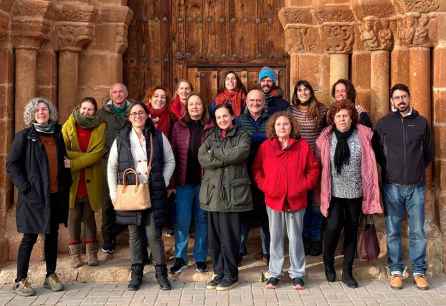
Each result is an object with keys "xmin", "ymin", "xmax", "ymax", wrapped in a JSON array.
[{"xmin": 107, "ymin": 130, "xmax": 175, "ymax": 203}]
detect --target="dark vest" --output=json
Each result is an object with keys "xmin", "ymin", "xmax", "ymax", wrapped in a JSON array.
[{"xmin": 115, "ymin": 125, "xmax": 166, "ymax": 226}]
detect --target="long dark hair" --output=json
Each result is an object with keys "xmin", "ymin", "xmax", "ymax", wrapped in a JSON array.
[
  {"xmin": 291, "ymin": 80, "xmax": 323, "ymax": 122},
  {"xmin": 218, "ymin": 71, "xmax": 247, "ymax": 94},
  {"xmin": 331, "ymin": 79, "xmax": 357, "ymax": 104}
]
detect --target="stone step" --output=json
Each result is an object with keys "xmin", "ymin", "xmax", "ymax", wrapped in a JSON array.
[{"xmin": 0, "ymin": 246, "xmax": 389, "ymax": 285}]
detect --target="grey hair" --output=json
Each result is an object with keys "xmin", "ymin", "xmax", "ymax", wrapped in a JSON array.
[{"xmin": 23, "ymin": 97, "xmax": 58, "ymax": 127}]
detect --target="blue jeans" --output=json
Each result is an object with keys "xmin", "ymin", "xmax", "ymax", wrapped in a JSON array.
[
  {"xmin": 174, "ymin": 184, "xmax": 208, "ymax": 263},
  {"xmin": 303, "ymin": 191, "xmax": 323, "ymax": 241},
  {"xmin": 383, "ymin": 183, "xmax": 427, "ymax": 275}
]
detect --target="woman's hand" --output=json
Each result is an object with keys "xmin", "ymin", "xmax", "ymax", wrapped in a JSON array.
[{"xmin": 64, "ymin": 158, "xmax": 71, "ymax": 168}]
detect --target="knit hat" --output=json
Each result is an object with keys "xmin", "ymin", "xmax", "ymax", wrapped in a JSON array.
[{"xmin": 258, "ymin": 67, "xmax": 277, "ymax": 83}]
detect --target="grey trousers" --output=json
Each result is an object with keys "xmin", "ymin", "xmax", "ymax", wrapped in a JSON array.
[
  {"xmin": 267, "ymin": 207, "xmax": 305, "ymax": 279},
  {"xmin": 128, "ymin": 212, "xmax": 166, "ymax": 266}
]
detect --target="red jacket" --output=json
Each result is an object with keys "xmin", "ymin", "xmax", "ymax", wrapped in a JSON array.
[
  {"xmin": 170, "ymin": 118, "xmax": 213, "ymax": 187},
  {"xmin": 252, "ymin": 137, "xmax": 320, "ymax": 212}
]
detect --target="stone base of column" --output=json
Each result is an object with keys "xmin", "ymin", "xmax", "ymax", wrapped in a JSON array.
[{"xmin": 0, "ymin": 237, "xmax": 8, "ymax": 266}]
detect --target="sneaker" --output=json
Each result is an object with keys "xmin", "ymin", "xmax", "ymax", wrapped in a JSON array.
[
  {"xmin": 389, "ymin": 274, "xmax": 403, "ymax": 289},
  {"xmin": 292, "ymin": 277, "xmax": 305, "ymax": 290},
  {"xmin": 206, "ymin": 274, "xmax": 223, "ymax": 289},
  {"xmin": 169, "ymin": 258, "xmax": 187, "ymax": 274},
  {"xmin": 195, "ymin": 262, "xmax": 208, "ymax": 273},
  {"xmin": 101, "ymin": 247, "xmax": 114, "ymax": 254},
  {"xmin": 43, "ymin": 274, "xmax": 64, "ymax": 292},
  {"xmin": 265, "ymin": 277, "xmax": 280, "ymax": 289},
  {"xmin": 216, "ymin": 278, "xmax": 238, "ymax": 291},
  {"xmin": 413, "ymin": 274, "xmax": 429, "ymax": 290},
  {"xmin": 13, "ymin": 279, "xmax": 35, "ymax": 297}
]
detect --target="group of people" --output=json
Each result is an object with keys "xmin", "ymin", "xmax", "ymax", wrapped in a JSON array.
[{"xmin": 6, "ymin": 66, "xmax": 432, "ymax": 296}]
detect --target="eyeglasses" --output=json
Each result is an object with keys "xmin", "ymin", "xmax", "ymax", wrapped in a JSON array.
[{"xmin": 129, "ymin": 111, "xmax": 146, "ymax": 117}]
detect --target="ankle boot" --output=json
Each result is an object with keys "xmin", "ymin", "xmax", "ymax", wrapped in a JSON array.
[
  {"xmin": 324, "ymin": 261, "xmax": 336, "ymax": 282},
  {"xmin": 155, "ymin": 265, "xmax": 172, "ymax": 290},
  {"xmin": 128, "ymin": 264, "xmax": 144, "ymax": 291},
  {"xmin": 86, "ymin": 242, "xmax": 99, "ymax": 266},
  {"xmin": 68, "ymin": 243, "xmax": 83, "ymax": 268},
  {"xmin": 342, "ymin": 267, "xmax": 358, "ymax": 288}
]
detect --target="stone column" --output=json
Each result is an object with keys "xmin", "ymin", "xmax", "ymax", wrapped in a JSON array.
[
  {"xmin": 329, "ymin": 54, "xmax": 349, "ymax": 87},
  {"xmin": 433, "ymin": 41, "xmax": 446, "ymax": 272},
  {"xmin": 13, "ymin": 38, "xmax": 44, "ymax": 131},
  {"xmin": 359, "ymin": 18, "xmax": 394, "ymax": 122},
  {"xmin": 55, "ymin": 23, "xmax": 93, "ymax": 121}
]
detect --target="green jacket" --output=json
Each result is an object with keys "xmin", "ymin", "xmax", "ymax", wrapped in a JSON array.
[
  {"xmin": 198, "ymin": 126, "xmax": 253, "ymax": 213},
  {"xmin": 62, "ymin": 115, "xmax": 106, "ymax": 211},
  {"xmin": 97, "ymin": 100, "xmax": 131, "ymax": 155}
]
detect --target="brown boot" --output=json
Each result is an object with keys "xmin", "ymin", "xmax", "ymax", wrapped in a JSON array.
[
  {"xmin": 86, "ymin": 242, "xmax": 99, "ymax": 266},
  {"xmin": 68, "ymin": 243, "xmax": 83, "ymax": 268}
]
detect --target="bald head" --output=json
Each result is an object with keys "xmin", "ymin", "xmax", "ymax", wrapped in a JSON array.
[
  {"xmin": 246, "ymin": 89, "xmax": 265, "ymax": 118},
  {"xmin": 109, "ymin": 83, "xmax": 128, "ymax": 107}
]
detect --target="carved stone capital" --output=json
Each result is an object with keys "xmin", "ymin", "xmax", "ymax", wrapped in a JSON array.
[
  {"xmin": 321, "ymin": 24, "xmax": 354, "ymax": 54},
  {"xmin": 11, "ymin": 19, "xmax": 50, "ymax": 49},
  {"xmin": 278, "ymin": 7, "xmax": 312, "ymax": 27},
  {"xmin": 11, "ymin": 0, "xmax": 51, "ymax": 18},
  {"xmin": 55, "ymin": 22, "xmax": 94, "ymax": 51},
  {"xmin": 397, "ymin": 13, "xmax": 432, "ymax": 47},
  {"xmin": 396, "ymin": 0, "xmax": 440, "ymax": 13},
  {"xmin": 360, "ymin": 18, "xmax": 394, "ymax": 51},
  {"xmin": 315, "ymin": 7, "xmax": 355, "ymax": 23},
  {"xmin": 54, "ymin": 2, "xmax": 96, "ymax": 23},
  {"xmin": 284, "ymin": 26, "xmax": 320, "ymax": 54}
]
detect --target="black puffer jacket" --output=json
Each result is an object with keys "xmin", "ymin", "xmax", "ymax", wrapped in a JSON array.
[
  {"xmin": 115, "ymin": 124, "xmax": 167, "ymax": 227},
  {"xmin": 6, "ymin": 125, "xmax": 72, "ymax": 234}
]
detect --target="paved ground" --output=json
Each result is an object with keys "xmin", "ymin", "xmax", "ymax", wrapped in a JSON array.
[{"xmin": 1, "ymin": 276, "xmax": 446, "ymax": 306}]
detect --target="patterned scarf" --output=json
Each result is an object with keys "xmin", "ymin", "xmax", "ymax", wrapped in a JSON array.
[
  {"xmin": 33, "ymin": 121, "xmax": 56, "ymax": 134},
  {"xmin": 72, "ymin": 107, "xmax": 101, "ymax": 129}
]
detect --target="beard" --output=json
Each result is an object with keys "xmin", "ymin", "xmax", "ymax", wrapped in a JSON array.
[{"xmin": 262, "ymin": 85, "xmax": 272, "ymax": 94}]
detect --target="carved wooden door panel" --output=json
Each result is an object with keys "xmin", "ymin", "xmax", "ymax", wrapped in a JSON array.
[{"xmin": 124, "ymin": 0, "xmax": 288, "ymax": 102}]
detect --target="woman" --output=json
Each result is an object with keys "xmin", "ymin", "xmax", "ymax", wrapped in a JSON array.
[
  {"xmin": 289, "ymin": 80, "xmax": 328, "ymax": 256},
  {"xmin": 170, "ymin": 79, "xmax": 193, "ymax": 120},
  {"xmin": 62, "ymin": 97, "xmax": 106, "ymax": 268},
  {"xmin": 252, "ymin": 112, "xmax": 320, "ymax": 290},
  {"xmin": 144, "ymin": 86, "xmax": 174, "ymax": 136},
  {"xmin": 169, "ymin": 94, "xmax": 212, "ymax": 274},
  {"xmin": 210, "ymin": 71, "xmax": 247, "ymax": 117},
  {"xmin": 107, "ymin": 102, "xmax": 176, "ymax": 291},
  {"xmin": 331, "ymin": 79, "xmax": 372, "ymax": 127},
  {"xmin": 316, "ymin": 100, "xmax": 382, "ymax": 288},
  {"xmin": 198, "ymin": 104, "xmax": 252, "ymax": 291},
  {"xmin": 7, "ymin": 97, "xmax": 72, "ymax": 296}
]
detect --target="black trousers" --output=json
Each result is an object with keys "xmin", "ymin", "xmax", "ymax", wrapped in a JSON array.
[
  {"xmin": 208, "ymin": 212, "xmax": 240, "ymax": 281},
  {"xmin": 323, "ymin": 197, "xmax": 361, "ymax": 270},
  {"xmin": 16, "ymin": 193, "xmax": 60, "ymax": 281},
  {"xmin": 101, "ymin": 185, "xmax": 126, "ymax": 248}
]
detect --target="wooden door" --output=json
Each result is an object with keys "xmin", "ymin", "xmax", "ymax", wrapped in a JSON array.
[{"xmin": 124, "ymin": 0, "xmax": 289, "ymax": 102}]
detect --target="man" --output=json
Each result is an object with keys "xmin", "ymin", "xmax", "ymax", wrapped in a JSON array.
[
  {"xmin": 97, "ymin": 83, "xmax": 132, "ymax": 255},
  {"xmin": 237, "ymin": 89, "xmax": 271, "ymax": 265},
  {"xmin": 375, "ymin": 83, "xmax": 433, "ymax": 290},
  {"xmin": 258, "ymin": 67, "xmax": 288, "ymax": 114}
]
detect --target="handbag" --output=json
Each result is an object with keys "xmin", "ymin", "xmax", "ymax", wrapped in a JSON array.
[
  {"xmin": 113, "ymin": 135, "xmax": 153, "ymax": 211},
  {"xmin": 358, "ymin": 214, "xmax": 380, "ymax": 261}
]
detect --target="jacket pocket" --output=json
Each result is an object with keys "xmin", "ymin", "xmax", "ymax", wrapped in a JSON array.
[
  {"xmin": 227, "ymin": 178, "xmax": 252, "ymax": 207},
  {"xmin": 199, "ymin": 179, "xmax": 214, "ymax": 207}
]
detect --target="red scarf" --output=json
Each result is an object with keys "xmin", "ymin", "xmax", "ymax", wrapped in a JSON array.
[
  {"xmin": 146, "ymin": 103, "xmax": 172, "ymax": 136},
  {"xmin": 214, "ymin": 89, "xmax": 246, "ymax": 117},
  {"xmin": 169, "ymin": 95, "xmax": 186, "ymax": 120}
]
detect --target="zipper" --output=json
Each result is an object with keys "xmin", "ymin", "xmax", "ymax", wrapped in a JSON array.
[{"xmin": 401, "ymin": 117, "xmax": 407, "ymax": 182}]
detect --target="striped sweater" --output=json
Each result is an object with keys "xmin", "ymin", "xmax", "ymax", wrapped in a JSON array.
[{"xmin": 288, "ymin": 103, "xmax": 328, "ymax": 152}]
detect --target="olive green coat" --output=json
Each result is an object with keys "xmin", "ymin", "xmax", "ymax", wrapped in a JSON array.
[
  {"xmin": 198, "ymin": 126, "xmax": 253, "ymax": 213},
  {"xmin": 62, "ymin": 115, "xmax": 106, "ymax": 211}
]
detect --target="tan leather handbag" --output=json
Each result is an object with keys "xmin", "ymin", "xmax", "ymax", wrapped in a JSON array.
[{"xmin": 113, "ymin": 135, "xmax": 153, "ymax": 211}]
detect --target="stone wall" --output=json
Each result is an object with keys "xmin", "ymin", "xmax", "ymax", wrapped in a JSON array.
[
  {"xmin": 0, "ymin": 0, "xmax": 132, "ymax": 263},
  {"xmin": 0, "ymin": 0, "xmax": 445, "ymax": 274},
  {"xmin": 280, "ymin": 0, "xmax": 446, "ymax": 273}
]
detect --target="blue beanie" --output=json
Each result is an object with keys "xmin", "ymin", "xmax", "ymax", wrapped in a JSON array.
[{"xmin": 258, "ymin": 67, "xmax": 277, "ymax": 83}]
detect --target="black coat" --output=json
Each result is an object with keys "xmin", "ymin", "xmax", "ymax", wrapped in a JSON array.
[
  {"xmin": 6, "ymin": 125, "xmax": 72, "ymax": 234},
  {"xmin": 115, "ymin": 124, "xmax": 167, "ymax": 227}
]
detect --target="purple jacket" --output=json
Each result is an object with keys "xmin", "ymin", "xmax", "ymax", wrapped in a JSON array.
[
  {"xmin": 170, "ymin": 118, "xmax": 213, "ymax": 187},
  {"xmin": 316, "ymin": 124, "xmax": 383, "ymax": 217}
]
